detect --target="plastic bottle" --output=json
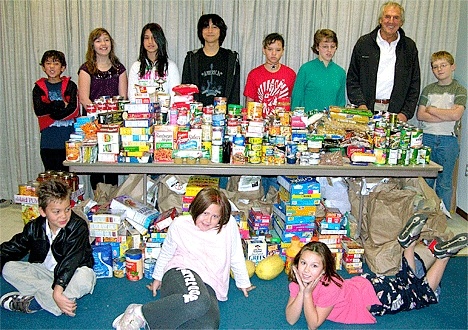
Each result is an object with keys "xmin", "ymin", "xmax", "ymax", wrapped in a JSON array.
[{"xmin": 285, "ymin": 235, "xmax": 302, "ymax": 274}]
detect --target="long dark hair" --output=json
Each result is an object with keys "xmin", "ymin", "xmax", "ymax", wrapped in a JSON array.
[
  {"xmin": 288, "ymin": 241, "xmax": 343, "ymax": 288},
  {"xmin": 138, "ymin": 23, "xmax": 169, "ymax": 79},
  {"xmin": 189, "ymin": 187, "xmax": 231, "ymax": 233}
]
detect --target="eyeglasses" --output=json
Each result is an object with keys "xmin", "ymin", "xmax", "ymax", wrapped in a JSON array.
[{"xmin": 432, "ymin": 63, "xmax": 449, "ymax": 70}]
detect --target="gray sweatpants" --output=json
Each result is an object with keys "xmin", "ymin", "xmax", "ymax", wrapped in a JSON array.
[
  {"xmin": 142, "ymin": 268, "xmax": 220, "ymax": 329},
  {"xmin": 2, "ymin": 261, "xmax": 96, "ymax": 316}
]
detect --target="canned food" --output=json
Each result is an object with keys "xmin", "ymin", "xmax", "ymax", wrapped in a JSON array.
[
  {"xmin": 388, "ymin": 129, "xmax": 401, "ymax": 149},
  {"xmin": 398, "ymin": 147, "xmax": 410, "ymax": 166},
  {"xmin": 144, "ymin": 258, "xmax": 156, "ymax": 279},
  {"xmin": 212, "ymin": 127, "xmax": 224, "ymax": 145},
  {"xmin": 373, "ymin": 148, "xmax": 387, "ymax": 165},
  {"xmin": 410, "ymin": 129, "xmax": 423, "ymax": 149},
  {"xmin": 423, "ymin": 146, "xmax": 431, "ymax": 164},
  {"xmin": 213, "ymin": 97, "xmax": 227, "ymax": 114},
  {"xmin": 126, "ymin": 249, "xmax": 143, "ymax": 281},
  {"xmin": 247, "ymin": 102, "xmax": 263, "ymax": 119},
  {"xmin": 233, "ymin": 134, "xmax": 245, "ymax": 146},
  {"xmin": 373, "ymin": 127, "xmax": 387, "ymax": 149},
  {"xmin": 202, "ymin": 106, "xmax": 214, "ymax": 124},
  {"xmin": 387, "ymin": 149, "xmax": 399, "ymax": 165},
  {"xmin": 65, "ymin": 140, "xmax": 82, "ymax": 162},
  {"xmin": 262, "ymin": 143, "xmax": 275, "ymax": 164},
  {"xmin": 409, "ymin": 147, "xmax": 420, "ymax": 165},
  {"xmin": 399, "ymin": 125, "xmax": 411, "ymax": 148},
  {"xmin": 388, "ymin": 113, "xmax": 398, "ymax": 127},
  {"xmin": 211, "ymin": 144, "xmax": 223, "ymax": 163},
  {"xmin": 113, "ymin": 257, "xmax": 126, "ymax": 278},
  {"xmin": 418, "ymin": 146, "xmax": 431, "ymax": 165},
  {"xmin": 36, "ymin": 173, "xmax": 48, "ymax": 182},
  {"xmin": 228, "ymin": 104, "xmax": 243, "ymax": 117},
  {"xmin": 18, "ymin": 183, "xmax": 28, "ymax": 195},
  {"xmin": 201, "ymin": 124, "xmax": 212, "ymax": 141}
]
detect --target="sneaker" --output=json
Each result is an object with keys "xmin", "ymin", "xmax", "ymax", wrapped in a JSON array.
[
  {"xmin": 398, "ymin": 213, "xmax": 429, "ymax": 248},
  {"xmin": 0, "ymin": 199, "xmax": 13, "ymax": 208},
  {"xmin": 432, "ymin": 233, "xmax": 468, "ymax": 259},
  {"xmin": 1, "ymin": 292, "xmax": 36, "ymax": 313},
  {"xmin": 112, "ymin": 304, "xmax": 146, "ymax": 330}
]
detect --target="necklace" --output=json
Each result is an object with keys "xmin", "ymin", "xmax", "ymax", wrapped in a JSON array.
[{"xmin": 265, "ymin": 63, "xmax": 280, "ymax": 71}]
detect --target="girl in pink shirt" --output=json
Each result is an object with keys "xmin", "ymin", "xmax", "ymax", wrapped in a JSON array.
[
  {"xmin": 285, "ymin": 214, "xmax": 468, "ymax": 329},
  {"xmin": 113, "ymin": 187, "xmax": 256, "ymax": 329}
]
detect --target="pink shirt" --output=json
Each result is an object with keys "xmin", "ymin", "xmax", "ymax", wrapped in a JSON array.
[
  {"xmin": 289, "ymin": 276, "xmax": 381, "ymax": 324},
  {"xmin": 153, "ymin": 215, "xmax": 251, "ymax": 301}
]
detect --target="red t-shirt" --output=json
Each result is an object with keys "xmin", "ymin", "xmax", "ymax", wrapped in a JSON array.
[
  {"xmin": 243, "ymin": 64, "xmax": 296, "ymax": 117},
  {"xmin": 288, "ymin": 276, "xmax": 381, "ymax": 324}
]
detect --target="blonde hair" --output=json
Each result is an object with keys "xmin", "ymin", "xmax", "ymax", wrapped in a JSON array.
[{"xmin": 431, "ymin": 51, "xmax": 455, "ymax": 66}]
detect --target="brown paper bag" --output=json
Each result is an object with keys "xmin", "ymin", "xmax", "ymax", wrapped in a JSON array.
[{"xmin": 156, "ymin": 175, "xmax": 192, "ymax": 213}]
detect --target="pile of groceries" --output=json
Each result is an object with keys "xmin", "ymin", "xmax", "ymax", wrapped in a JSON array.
[{"xmin": 64, "ymin": 84, "xmax": 431, "ymax": 167}]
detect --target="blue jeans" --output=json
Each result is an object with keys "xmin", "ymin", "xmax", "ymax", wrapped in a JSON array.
[{"xmin": 422, "ymin": 133, "xmax": 459, "ymax": 211}]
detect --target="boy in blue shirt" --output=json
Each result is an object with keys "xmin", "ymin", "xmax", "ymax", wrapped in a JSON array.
[{"xmin": 33, "ymin": 50, "xmax": 80, "ymax": 172}]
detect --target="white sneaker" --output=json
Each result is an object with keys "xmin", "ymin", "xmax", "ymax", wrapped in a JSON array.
[{"xmin": 112, "ymin": 304, "xmax": 146, "ymax": 330}]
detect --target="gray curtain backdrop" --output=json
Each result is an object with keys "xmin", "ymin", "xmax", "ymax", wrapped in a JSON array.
[{"xmin": 0, "ymin": 0, "xmax": 463, "ymax": 198}]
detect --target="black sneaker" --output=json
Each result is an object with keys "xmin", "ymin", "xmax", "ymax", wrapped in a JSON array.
[
  {"xmin": 0, "ymin": 292, "xmax": 36, "ymax": 313},
  {"xmin": 398, "ymin": 213, "xmax": 429, "ymax": 248},
  {"xmin": 433, "ymin": 233, "xmax": 468, "ymax": 259}
]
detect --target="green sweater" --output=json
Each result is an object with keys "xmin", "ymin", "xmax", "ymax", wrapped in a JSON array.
[{"xmin": 291, "ymin": 58, "xmax": 346, "ymax": 111}]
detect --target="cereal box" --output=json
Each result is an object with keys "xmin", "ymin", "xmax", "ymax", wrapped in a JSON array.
[{"xmin": 154, "ymin": 125, "xmax": 175, "ymax": 162}]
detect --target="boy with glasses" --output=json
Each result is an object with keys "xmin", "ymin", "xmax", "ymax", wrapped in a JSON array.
[
  {"xmin": 416, "ymin": 51, "xmax": 467, "ymax": 212},
  {"xmin": 291, "ymin": 29, "xmax": 346, "ymax": 112}
]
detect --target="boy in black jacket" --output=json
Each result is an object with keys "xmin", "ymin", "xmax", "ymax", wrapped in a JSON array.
[{"xmin": 1, "ymin": 180, "xmax": 95, "ymax": 316}]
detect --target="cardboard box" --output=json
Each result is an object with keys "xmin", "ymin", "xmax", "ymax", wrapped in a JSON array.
[
  {"xmin": 277, "ymin": 176, "xmax": 320, "ymax": 195},
  {"xmin": 154, "ymin": 125, "xmax": 176, "ymax": 162},
  {"xmin": 185, "ymin": 176, "xmax": 220, "ymax": 197},
  {"xmin": 243, "ymin": 238, "xmax": 267, "ymax": 265}
]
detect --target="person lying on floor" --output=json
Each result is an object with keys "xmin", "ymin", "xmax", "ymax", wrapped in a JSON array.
[
  {"xmin": 0, "ymin": 179, "xmax": 96, "ymax": 316},
  {"xmin": 285, "ymin": 213, "xmax": 468, "ymax": 328},
  {"xmin": 113, "ymin": 187, "xmax": 256, "ymax": 329}
]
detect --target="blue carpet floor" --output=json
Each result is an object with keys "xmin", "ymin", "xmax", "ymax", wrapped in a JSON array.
[{"xmin": 1, "ymin": 256, "xmax": 466, "ymax": 329}]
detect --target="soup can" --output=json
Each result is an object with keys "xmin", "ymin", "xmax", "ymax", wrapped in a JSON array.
[
  {"xmin": 113, "ymin": 257, "xmax": 126, "ymax": 278},
  {"xmin": 373, "ymin": 148, "xmax": 387, "ymax": 165}
]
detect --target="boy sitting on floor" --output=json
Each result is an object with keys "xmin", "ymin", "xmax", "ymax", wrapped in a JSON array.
[{"xmin": 0, "ymin": 179, "xmax": 95, "ymax": 316}]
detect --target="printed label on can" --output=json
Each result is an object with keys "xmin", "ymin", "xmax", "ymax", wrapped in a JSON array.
[
  {"xmin": 410, "ymin": 129, "xmax": 423, "ymax": 149},
  {"xmin": 211, "ymin": 145, "xmax": 222, "ymax": 163},
  {"xmin": 387, "ymin": 149, "xmax": 399, "ymax": 165},
  {"xmin": 373, "ymin": 148, "xmax": 387, "ymax": 165},
  {"xmin": 144, "ymin": 258, "xmax": 156, "ymax": 279},
  {"xmin": 126, "ymin": 249, "xmax": 143, "ymax": 281},
  {"xmin": 113, "ymin": 257, "xmax": 126, "ymax": 278}
]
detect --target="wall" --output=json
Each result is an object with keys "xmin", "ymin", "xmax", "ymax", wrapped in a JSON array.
[
  {"xmin": 0, "ymin": 0, "xmax": 465, "ymax": 201},
  {"xmin": 455, "ymin": 0, "xmax": 467, "ymax": 215}
]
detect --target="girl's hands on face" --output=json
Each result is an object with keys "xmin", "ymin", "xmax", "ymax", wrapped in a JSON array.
[{"xmin": 293, "ymin": 266, "xmax": 323, "ymax": 294}]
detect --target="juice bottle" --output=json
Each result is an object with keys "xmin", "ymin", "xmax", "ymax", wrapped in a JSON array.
[{"xmin": 285, "ymin": 235, "xmax": 302, "ymax": 274}]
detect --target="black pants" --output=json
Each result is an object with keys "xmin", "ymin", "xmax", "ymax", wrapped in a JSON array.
[
  {"xmin": 40, "ymin": 148, "xmax": 68, "ymax": 172},
  {"xmin": 142, "ymin": 268, "xmax": 220, "ymax": 329}
]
